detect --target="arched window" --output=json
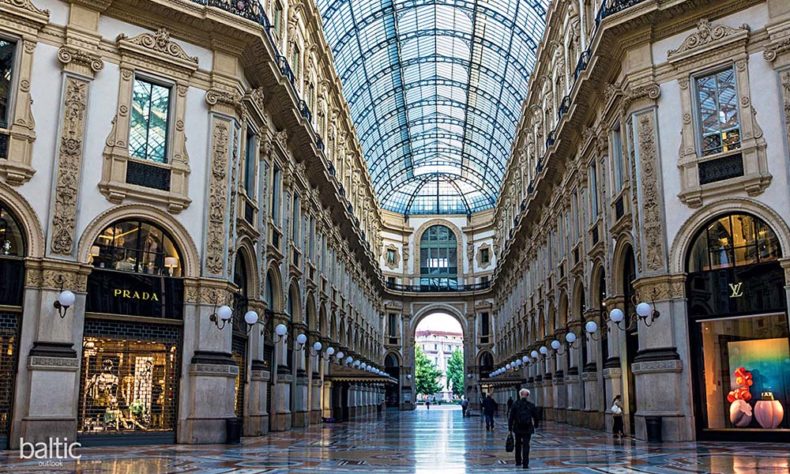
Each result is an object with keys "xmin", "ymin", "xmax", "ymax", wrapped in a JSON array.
[
  {"xmin": 419, "ymin": 225, "xmax": 457, "ymax": 290},
  {"xmin": 91, "ymin": 220, "xmax": 182, "ymax": 277},
  {"xmin": 687, "ymin": 213, "xmax": 781, "ymax": 273},
  {"xmin": 0, "ymin": 204, "xmax": 25, "ymax": 257}
]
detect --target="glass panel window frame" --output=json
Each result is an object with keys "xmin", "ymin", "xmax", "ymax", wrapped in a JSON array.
[
  {"xmin": 610, "ymin": 122, "xmax": 625, "ymax": 192},
  {"xmin": 243, "ymin": 128, "xmax": 257, "ymax": 197},
  {"xmin": 0, "ymin": 36, "xmax": 19, "ymax": 131},
  {"xmin": 129, "ymin": 75, "xmax": 173, "ymax": 164},
  {"xmin": 692, "ymin": 66, "xmax": 741, "ymax": 157}
]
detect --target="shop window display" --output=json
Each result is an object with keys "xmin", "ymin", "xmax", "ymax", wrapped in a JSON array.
[
  {"xmin": 91, "ymin": 220, "xmax": 182, "ymax": 277},
  {"xmin": 698, "ymin": 314, "xmax": 789, "ymax": 431},
  {"xmin": 687, "ymin": 213, "xmax": 788, "ymax": 435},
  {"xmin": 78, "ymin": 337, "xmax": 178, "ymax": 434}
]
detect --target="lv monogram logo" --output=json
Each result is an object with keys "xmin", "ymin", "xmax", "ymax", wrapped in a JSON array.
[{"xmin": 729, "ymin": 282, "xmax": 744, "ymax": 298}]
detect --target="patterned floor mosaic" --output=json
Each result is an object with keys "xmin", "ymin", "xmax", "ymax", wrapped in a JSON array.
[{"xmin": 0, "ymin": 406, "xmax": 787, "ymax": 473}]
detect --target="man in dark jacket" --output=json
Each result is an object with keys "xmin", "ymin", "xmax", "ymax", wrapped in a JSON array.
[
  {"xmin": 508, "ymin": 388, "xmax": 540, "ymax": 469},
  {"xmin": 482, "ymin": 394, "xmax": 497, "ymax": 431}
]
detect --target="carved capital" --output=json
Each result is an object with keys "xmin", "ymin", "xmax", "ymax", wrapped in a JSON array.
[{"xmin": 57, "ymin": 46, "xmax": 104, "ymax": 75}]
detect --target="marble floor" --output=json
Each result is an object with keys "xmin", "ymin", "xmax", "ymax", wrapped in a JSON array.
[{"xmin": 0, "ymin": 406, "xmax": 788, "ymax": 473}]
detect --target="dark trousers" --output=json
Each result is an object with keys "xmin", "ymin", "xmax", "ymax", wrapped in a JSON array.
[
  {"xmin": 514, "ymin": 432, "xmax": 532, "ymax": 467},
  {"xmin": 484, "ymin": 413, "xmax": 494, "ymax": 428}
]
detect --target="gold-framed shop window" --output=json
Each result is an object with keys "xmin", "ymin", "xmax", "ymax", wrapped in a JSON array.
[{"xmin": 100, "ymin": 29, "xmax": 198, "ymax": 213}]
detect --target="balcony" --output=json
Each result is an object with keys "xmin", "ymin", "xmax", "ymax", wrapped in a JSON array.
[{"xmin": 386, "ymin": 280, "xmax": 491, "ymax": 293}]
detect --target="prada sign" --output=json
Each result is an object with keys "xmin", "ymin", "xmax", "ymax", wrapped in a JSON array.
[
  {"xmin": 86, "ymin": 269, "xmax": 183, "ymax": 319},
  {"xmin": 687, "ymin": 262, "xmax": 785, "ymax": 319}
]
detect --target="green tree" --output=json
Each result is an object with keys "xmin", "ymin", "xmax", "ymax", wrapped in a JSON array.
[
  {"xmin": 415, "ymin": 345, "xmax": 443, "ymax": 397},
  {"xmin": 446, "ymin": 349, "xmax": 464, "ymax": 397}
]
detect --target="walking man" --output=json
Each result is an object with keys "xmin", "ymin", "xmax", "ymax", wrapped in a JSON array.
[
  {"xmin": 461, "ymin": 397, "xmax": 469, "ymax": 417},
  {"xmin": 508, "ymin": 388, "xmax": 540, "ymax": 469},
  {"xmin": 482, "ymin": 393, "xmax": 497, "ymax": 431}
]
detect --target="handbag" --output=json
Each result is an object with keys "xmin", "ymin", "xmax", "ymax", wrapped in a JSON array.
[{"xmin": 505, "ymin": 432, "xmax": 514, "ymax": 452}]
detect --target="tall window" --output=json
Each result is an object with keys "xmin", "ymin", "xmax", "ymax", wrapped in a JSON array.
[
  {"xmin": 290, "ymin": 44, "xmax": 300, "ymax": 81},
  {"xmin": 271, "ymin": 166, "xmax": 281, "ymax": 225},
  {"xmin": 589, "ymin": 161, "xmax": 599, "ymax": 219},
  {"xmin": 695, "ymin": 67, "xmax": 740, "ymax": 156},
  {"xmin": 272, "ymin": 1, "xmax": 283, "ymax": 40},
  {"xmin": 419, "ymin": 225, "xmax": 457, "ymax": 290},
  {"xmin": 481, "ymin": 312, "xmax": 490, "ymax": 336},
  {"xmin": 244, "ymin": 130, "xmax": 256, "ymax": 196},
  {"xmin": 129, "ymin": 77, "xmax": 171, "ymax": 163},
  {"xmin": 611, "ymin": 123, "xmax": 625, "ymax": 191},
  {"xmin": 388, "ymin": 313, "xmax": 397, "ymax": 337},
  {"xmin": 292, "ymin": 193, "xmax": 300, "ymax": 244},
  {"xmin": 0, "ymin": 39, "xmax": 16, "ymax": 132}
]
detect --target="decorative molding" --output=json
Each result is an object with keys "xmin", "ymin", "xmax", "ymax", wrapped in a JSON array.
[
  {"xmin": 635, "ymin": 111, "xmax": 665, "ymax": 273},
  {"xmin": 50, "ymin": 77, "xmax": 88, "ymax": 256},
  {"xmin": 667, "ymin": 20, "xmax": 749, "ymax": 61},
  {"xmin": 57, "ymin": 46, "xmax": 104, "ymax": 75},
  {"xmin": 1, "ymin": 0, "xmax": 49, "ymax": 18},
  {"xmin": 205, "ymin": 120, "xmax": 231, "ymax": 276},
  {"xmin": 28, "ymin": 356, "xmax": 79, "ymax": 371},
  {"xmin": 116, "ymin": 28, "xmax": 198, "ymax": 66}
]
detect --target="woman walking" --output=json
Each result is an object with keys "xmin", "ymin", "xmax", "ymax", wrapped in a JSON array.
[{"xmin": 611, "ymin": 395, "xmax": 624, "ymax": 440}]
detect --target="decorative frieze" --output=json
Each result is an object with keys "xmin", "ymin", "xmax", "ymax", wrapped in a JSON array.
[
  {"xmin": 634, "ymin": 110, "xmax": 666, "ymax": 273},
  {"xmin": 205, "ymin": 120, "xmax": 232, "ymax": 276}
]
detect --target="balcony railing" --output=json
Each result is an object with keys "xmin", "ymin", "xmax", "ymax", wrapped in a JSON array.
[
  {"xmin": 574, "ymin": 49, "xmax": 591, "ymax": 81},
  {"xmin": 385, "ymin": 280, "xmax": 491, "ymax": 293},
  {"xmin": 595, "ymin": 0, "xmax": 647, "ymax": 28},
  {"xmin": 277, "ymin": 55, "xmax": 295, "ymax": 86},
  {"xmin": 558, "ymin": 95, "xmax": 571, "ymax": 120},
  {"xmin": 299, "ymin": 99, "xmax": 312, "ymax": 122}
]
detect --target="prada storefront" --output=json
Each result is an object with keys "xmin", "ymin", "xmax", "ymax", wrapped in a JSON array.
[
  {"xmin": 687, "ymin": 213, "xmax": 789, "ymax": 441},
  {"xmin": 79, "ymin": 219, "xmax": 183, "ymax": 444},
  {"xmin": 0, "ymin": 204, "xmax": 25, "ymax": 448}
]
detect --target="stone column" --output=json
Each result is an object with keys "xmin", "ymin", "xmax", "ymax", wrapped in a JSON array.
[
  {"xmin": 602, "ymin": 296, "xmax": 624, "ymax": 435},
  {"xmin": 310, "ymin": 351, "xmax": 323, "ymax": 424},
  {"xmin": 291, "ymin": 323, "xmax": 308, "ymax": 427},
  {"xmin": 247, "ymin": 301, "xmax": 269, "ymax": 436},
  {"xmin": 322, "ymin": 380, "xmax": 333, "ymax": 419},
  {"xmin": 582, "ymin": 309, "xmax": 603, "ymax": 430},
  {"xmin": 271, "ymin": 316, "xmax": 292, "ymax": 431}
]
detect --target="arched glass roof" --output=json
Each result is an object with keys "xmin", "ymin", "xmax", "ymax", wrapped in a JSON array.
[{"xmin": 316, "ymin": 0, "xmax": 550, "ymax": 215}]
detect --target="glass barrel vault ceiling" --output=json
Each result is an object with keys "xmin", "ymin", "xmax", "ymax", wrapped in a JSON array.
[{"xmin": 316, "ymin": 0, "xmax": 550, "ymax": 215}]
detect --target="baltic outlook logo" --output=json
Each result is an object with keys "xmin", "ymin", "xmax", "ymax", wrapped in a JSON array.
[{"xmin": 19, "ymin": 438, "xmax": 81, "ymax": 467}]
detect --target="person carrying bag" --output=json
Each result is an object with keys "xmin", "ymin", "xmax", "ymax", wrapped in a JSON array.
[{"xmin": 508, "ymin": 388, "xmax": 540, "ymax": 469}]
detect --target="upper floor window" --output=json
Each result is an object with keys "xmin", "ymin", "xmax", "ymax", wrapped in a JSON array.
[
  {"xmin": 694, "ymin": 67, "xmax": 740, "ymax": 157},
  {"xmin": 589, "ymin": 161, "xmax": 599, "ymax": 219},
  {"xmin": 271, "ymin": 166, "xmax": 282, "ymax": 226},
  {"xmin": 687, "ymin": 213, "xmax": 781, "ymax": 273},
  {"xmin": 0, "ymin": 39, "xmax": 16, "ymax": 131},
  {"xmin": 129, "ymin": 77, "xmax": 171, "ymax": 164},
  {"xmin": 292, "ymin": 193, "xmax": 300, "ymax": 244},
  {"xmin": 244, "ymin": 130, "xmax": 256, "ymax": 196},
  {"xmin": 386, "ymin": 248, "xmax": 397, "ymax": 265},
  {"xmin": 291, "ymin": 44, "xmax": 301, "ymax": 81},
  {"xmin": 272, "ymin": 1, "xmax": 283, "ymax": 40},
  {"xmin": 481, "ymin": 247, "xmax": 490, "ymax": 264},
  {"xmin": 91, "ymin": 220, "xmax": 182, "ymax": 277},
  {"xmin": 610, "ymin": 123, "xmax": 625, "ymax": 192},
  {"xmin": 419, "ymin": 225, "xmax": 457, "ymax": 290}
]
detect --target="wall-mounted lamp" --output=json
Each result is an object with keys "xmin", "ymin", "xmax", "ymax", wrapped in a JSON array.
[
  {"xmin": 275, "ymin": 323, "xmax": 288, "ymax": 341},
  {"xmin": 295, "ymin": 333, "xmax": 307, "ymax": 351},
  {"xmin": 584, "ymin": 320, "xmax": 600, "ymax": 341},
  {"xmin": 530, "ymin": 350, "xmax": 539, "ymax": 361},
  {"xmin": 210, "ymin": 304, "xmax": 258, "ymax": 332},
  {"xmin": 53, "ymin": 288, "xmax": 76, "ymax": 319},
  {"xmin": 345, "ymin": 356, "xmax": 353, "ymax": 366},
  {"xmin": 607, "ymin": 292, "xmax": 660, "ymax": 331},
  {"xmin": 335, "ymin": 351, "xmax": 344, "ymax": 364},
  {"xmin": 406, "ymin": 374, "xmax": 412, "ymax": 380},
  {"xmin": 311, "ymin": 341, "xmax": 323, "ymax": 357}
]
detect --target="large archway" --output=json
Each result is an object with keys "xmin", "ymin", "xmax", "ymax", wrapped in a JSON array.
[{"xmin": 411, "ymin": 310, "xmax": 466, "ymax": 408}]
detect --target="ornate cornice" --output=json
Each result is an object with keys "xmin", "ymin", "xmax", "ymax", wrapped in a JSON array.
[{"xmin": 667, "ymin": 19, "xmax": 749, "ymax": 62}]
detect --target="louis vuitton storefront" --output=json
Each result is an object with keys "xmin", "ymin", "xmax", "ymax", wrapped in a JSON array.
[
  {"xmin": 78, "ymin": 219, "xmax": 184, "ymax": 444},
  {"xmin": 686, "ymin": 213, "xmax": 789, "ymax": 441}
]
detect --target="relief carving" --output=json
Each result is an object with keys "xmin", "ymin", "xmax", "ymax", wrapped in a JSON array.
[
  {"xmin": 668, "ymin": 20, "xmax": 749, "ymax": 59},
  {"xmin": 2, "ymin": 0, "xmax": 49, "ymax": 16},
  {"xmin": 206, "ymin": 122, "xmax": 230, "ymax": 274},
  {"xmin": 50, "ymin": 78, "xmax": 88, "ymax": 255},
  {"xmin": 636, "ymin": 113, "xmax": 665, "ymax": 272},
  {"xmin": 117, "ymin": 28, "xmax": 198, "ymax": 64},
  {"xmin": 57, "ymin": 46, "xmax": 104, "ymax": 74}
]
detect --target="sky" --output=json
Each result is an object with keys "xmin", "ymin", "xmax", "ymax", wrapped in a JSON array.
[{"xmin": 415, "ymin": 313, "xmax": 462, "ymax": 334}]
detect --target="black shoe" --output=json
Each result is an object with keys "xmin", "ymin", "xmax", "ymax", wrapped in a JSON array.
[{"xmin": 522, "ymin": 465, "xmax": 529, "ymax": 469}]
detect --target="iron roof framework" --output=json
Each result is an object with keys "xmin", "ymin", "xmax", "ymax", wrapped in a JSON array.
[{"xmin": 317, "ymin": 0, "xmax": 549, "ymax": 214}]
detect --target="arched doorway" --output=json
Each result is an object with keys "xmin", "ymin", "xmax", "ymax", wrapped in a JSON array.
[
  {"xmin": 0, "ymin": 203, "xmax": 25, "ymax": 448},
  {"xmin": 621, "ymin": 245, "xmax": 638, "ymax": 435},
  {"xmin": 231, "ymin": 252, "xmax": 252, "ymax": 421},
  {"xmin": 263, "ymin": 269, "xmax": 279, "ymax": 432},
  {"xmin": 411, "ymin": 310, "xmax": 466, "ymax": 407},
  {"xmin": 384, "ymin": 352, "xmax": 400, "ymax": 407},
  {"xmin": 685, "ymin": 213, "xmax": 789, "ymax": 440},
  {"xmin": 80, "ymin": 219, "xmax": 184, "ymax": 443}
]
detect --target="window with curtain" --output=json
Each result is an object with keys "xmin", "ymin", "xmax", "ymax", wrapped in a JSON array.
[
  {"xmin": 419, "ymin": 225, "xmax": 457, "ymax": 290},
  {"xmin": 129, "ymin": 77, "xmax": 171, "ymax": 163}
]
